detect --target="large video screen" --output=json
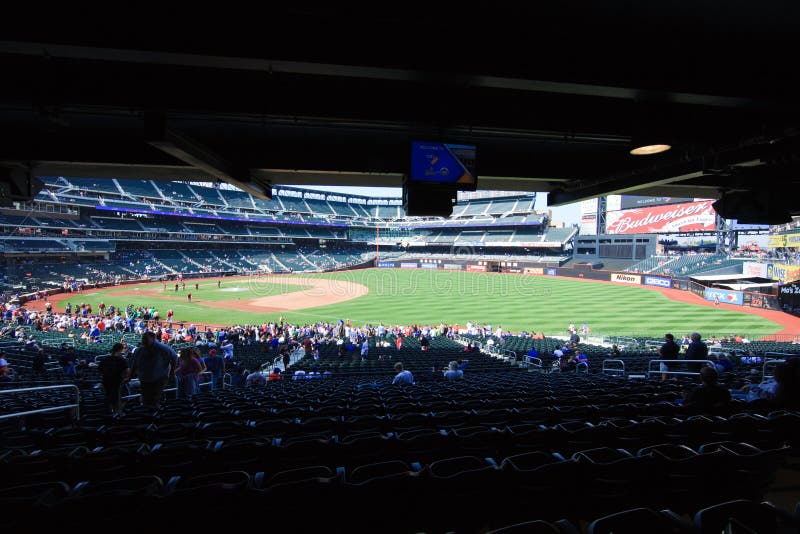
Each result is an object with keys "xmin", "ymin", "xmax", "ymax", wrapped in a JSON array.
[
  {"xmin": 410, "ymin": 141, "xmax": 476, "ymax": 189},
  {"xmin": 606, "ymin": 200, "xmax": 717, "ymax": 234}
]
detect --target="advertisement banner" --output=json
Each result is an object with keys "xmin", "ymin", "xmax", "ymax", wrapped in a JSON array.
[
  {"xmin": 619, "ymin": 195, "xmax": 694, "ymax": 210},
  {"xmin": 545, "ymin": 268, "xmax": 558, "ymax": 276},
  {"xmin": 524, "ymin": 267, "xmax": 544, "ymax": 275},
  {"xmin": 704, "ymin": 287, "xmax": 744, "ymax": 306},
  {"xmin": 767, "ymin": 263, "xmax": 800, "ymax": 283},
  {"xmin": 729, "ymin": 220, "xmax": 770, "ymax": 231},
  {"xmin": 787, "ymin": 232, "xmax": 800, "ymax": 248},
  {"xmin": 377, "ymin": 262, "xmax": 396, "ymax": 268},
  {"xmin": 606, "ymin": 200, "xmax": 716, "ymax": 234},
  {"xmin": 420, "ymin": 262, "xmax": 438, "ymax": 269},
  {"xmin": 443, "ymin": 263, "xmax": 463, "ymax": 270},
  {"xmin": 611, "ymin": 273, "xmax": 642, "ymax": 284},
  {"xmin": 504, "ymin": 268, "xmax": 523, "ymax": 273},
  {"xmin": 767, "ymin": 235, "xmax": 787, "ymax": 248},
  {"xmin": 579, "ymin": 214, "xmax": 597, "ymax": 235},
  {"xmin": 644, "ymin": 275, "xmax": 672, "ymax": 288},
  {"xmin": 399, "ymin": 262, "xmax": 418, "ymax": 269},
  {"xmin": 743, "ymin": 262, "xmax": 769, "ymax": 278},
  {"xmin": 466, "ymin": 264, "xmax": 487, "ymax": 272},
  {"xmin": 580, "ymin": 198, "xmax": 598, "ymax": 215},
  {"xmin": 779, "ymin": 283, "xmax": 800, "ymax": 296}
]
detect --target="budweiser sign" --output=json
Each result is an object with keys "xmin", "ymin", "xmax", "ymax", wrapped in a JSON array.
[{"xmin": 606, "ymin": 201, "xmax": 716, "ymax": 234}]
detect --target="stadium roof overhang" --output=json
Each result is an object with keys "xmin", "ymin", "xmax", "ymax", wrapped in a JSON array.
[
  {"xmin": 716, "ymin": 282, "xmax": 777, "ymax": 291},
  {"xmin": 1, "ymin": 5, "xmax": 799, "ymax": 215}
]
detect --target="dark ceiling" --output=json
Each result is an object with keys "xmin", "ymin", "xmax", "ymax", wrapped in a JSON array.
[{"xmin": 1, "ymin": 4, "xmax": 799, "ymax": 210}]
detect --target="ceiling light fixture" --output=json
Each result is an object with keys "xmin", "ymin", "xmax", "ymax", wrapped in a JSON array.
[
  {"xmin": 629, "ymin": 101, "xmax": 672, "ymax": 156},
  {"xmin": 630, "ymin": 143, "xmax": 671, "ymax": 156}
]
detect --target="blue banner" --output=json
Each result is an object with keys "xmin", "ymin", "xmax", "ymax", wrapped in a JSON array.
[
  {"xmin": 377, "ymin": 262, "xmax": 396, "ymax": 268},
  {"xmin": 420, "ymin": 263, "xmax": 438, "ymax": 269},
  {"xmin": 545, "ymin": 268, "xmax": 557, "ymax": 276},
  {"xmin": 703, "ymin": 287, "xmax": 744, "ymax": 306},
  {"xmin": 644, "ymin": 276, "xmax": 672, "ymax": 288}
]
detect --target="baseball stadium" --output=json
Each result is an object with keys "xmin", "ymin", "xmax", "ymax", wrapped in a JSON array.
[{"xmin": 3, "ymin": 9, "xmax": 800, "ymax": 532}]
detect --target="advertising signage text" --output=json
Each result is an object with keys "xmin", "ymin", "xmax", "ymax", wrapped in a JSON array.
[{"xmin": 644, "ymin": 276, "xmax": 672, "ymax": 288}]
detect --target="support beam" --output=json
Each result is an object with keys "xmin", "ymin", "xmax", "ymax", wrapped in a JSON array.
[
  {"xmin": 0, "ymin": 40, "xmax": 771, "ymax": 110},
  {"xmin": 144, "ymin": 112, "xmax": 271, "ymax": 199}
]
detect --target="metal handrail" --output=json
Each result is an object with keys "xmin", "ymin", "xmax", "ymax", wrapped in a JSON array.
[
  {"xmin": 602, "ymin": 359, "xmax": 626, "ymax": 376},
  {"xmin": 647, "ymin": 359, "xmax": 715, "ymax": 377},
  {"xmin": 0, "ymin": 384, "xmax": 80, "ymax": 421}
]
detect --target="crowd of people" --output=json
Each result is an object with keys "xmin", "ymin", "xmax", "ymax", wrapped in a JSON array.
[{"xmin": 3, "ymin": 291, "xmax": 800, "ymax": 418}]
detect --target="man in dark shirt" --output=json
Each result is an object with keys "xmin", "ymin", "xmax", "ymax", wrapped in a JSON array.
[
  {"xmin": 658, "ymin": 333, "xmax": 680, "ymax": 381},
  {"xmin": 684, "ymin": 366, "xmax": 731, "ymax": 412},
  {"xmin": 132, "ymin": 331, "xmax": 177, "ymax": 408},
  {"xmin": 98, "ymin": 343, "xmax": 130, "ymax": 414},
  {"xmin": 686, "ymin": 332, "xmax": 709, "ymax": 373}
]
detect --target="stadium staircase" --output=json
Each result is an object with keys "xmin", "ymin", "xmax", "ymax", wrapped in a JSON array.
[
  {"xmin": 297, "ymin": 252, "xmax": 321, "ymax": 270},
  {"xmin": 208, "ymin": 252, "xmax": 239, "ymax": 271},
  {"xmin": 269, "ymin": 252, "xmax": 290, "ymax": 272},
  {"xmin": 110, "ymin": 179, "xmax": 126, "ymax": 195},
  {"xmin": 150, "ymin": 180, "xmax": 168, "ymax": 201},
  {"xmin": 152, "ymin": 257, "xmax": 177, "ymax": 275},
  {"xmin": 176, "ymin": 250, "xmax": 205, "ymax": 271},
  {"xmin": 117, "ymin": 265, "xmax": 139, "ymax": 277},
  {"xmin": 237, "ymin": 252, "xmax": 260, "ymax": 270}
]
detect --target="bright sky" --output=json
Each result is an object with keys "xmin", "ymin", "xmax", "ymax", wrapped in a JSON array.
[{"xmin": 299, "ymin": 185, "xmax": 583, "ymax": 225}]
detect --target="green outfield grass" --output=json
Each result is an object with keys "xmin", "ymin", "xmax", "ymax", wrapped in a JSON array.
[{"xmin": 80, "ymin": 269, "xmax": 785, "ymax": 338}]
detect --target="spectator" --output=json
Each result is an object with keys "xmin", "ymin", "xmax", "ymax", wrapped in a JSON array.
[
  {"xmin": 220, "ymin": 339, "xmax": 234, "ymax": 360},
  {"xmin": 715, "ymin": 353, "xmax": 735, "ymax": 374},
  {"xmin": 131, "ymin": 331, "xmax": 178, "ymax": 408},
  {"xmin": 686, "ymin": 332, "xmax": 709, "ymax": 373},
  {"xmin": 59, "ymin": 348, "xmax": 77, "ymax": 377},
  {"xmin": 0, "ymin": 358, "xmax": 12, "ymax": 382},
  {"xmin": 246, "ymin": 370, "xmax": 267, "ymax": 387},
  {"xmin": 268, "ymin": 367, "xmax": 282, "ymax": 381},
  {"xmin": 282, "ymin": 346, "xmax": 291, "ymax": 373},
  {"xmin": 443, "ymin": 361, "xmax": 464, "ymax": 381},
  {"xmin": 683, "ymin": 367, "xmax": 731, "ymax": 412},
  {"xmin": 392, "ymin": 362, "xmax": 414, "ymax": 385},
  {"xmin": 32, "ymin": 349, "xmax": 47, "ymax": 375},
  {"xmin": 176, "ymin": 348, "xmax": 202, "ymax": 399},
  {"xmin": 98, "ymin": 343, "xmax": 130, "ymax": 414},
  {"xmin": 200, "ymin": 348, "xmax": 223, "ymax": 390},
  {"xmin": 229, "ymin": 366, "xmax": 246, "ymax": 387},
  {"xmin": 658, "ymin": 333, "xmax": 680, "ymax": 381}
]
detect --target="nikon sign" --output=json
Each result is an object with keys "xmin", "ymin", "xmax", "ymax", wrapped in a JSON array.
[{"xmin": 611, "ymin": 273, "xmax": 641, "ymax": 284}]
